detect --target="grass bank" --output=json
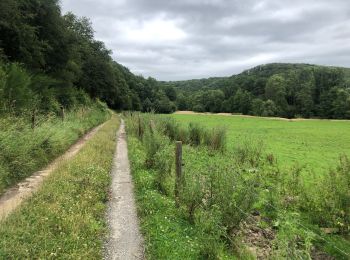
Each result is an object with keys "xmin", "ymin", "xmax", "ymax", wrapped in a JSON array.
[
  {"xmin": 0, "ymin": 103, "xmax": 110, "ymax": 194},
  {"xmin": 0, "ymin": 114, "xmax": 119, "ymax": 258}
]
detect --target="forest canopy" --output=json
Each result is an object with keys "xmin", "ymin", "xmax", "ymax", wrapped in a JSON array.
[
  {"xmin": 0, "ymin": 0, "xmax": 349, "ymax": 118},
  {"xmin": 166, "ymin": 63, "xmax": 350, "ymax": 119},
  {"xmin": 0, "ymin": 0, "xmax": 176, "ymax": 114}
]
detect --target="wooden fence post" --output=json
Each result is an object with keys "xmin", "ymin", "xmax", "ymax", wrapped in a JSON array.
[
  {"xmin": 31, "ymin": 109, "xmax": 36, "ymax": 129},
  {"xmin": 138, "ymin": 115, "xmax": 142, "ymax": 138},
  {"xmin": 60, "ymin": 106, "xmax": 65, "ymax": 121},
  {"xmin": 149, "ymin": 119, "xmax": 156, "ymax": 134},
  {"xmin": 175, "ymin": 141, "xmax": 183, "ymax": 207}
]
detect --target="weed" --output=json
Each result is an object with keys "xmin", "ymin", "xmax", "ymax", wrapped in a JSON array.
[
  {"xmin": 203, "ymin": 126, "xmax": 227, "ymax": 152},
  {"xmin": 188, "ymin": 122, "xmax": 203, "ymax": 146}
]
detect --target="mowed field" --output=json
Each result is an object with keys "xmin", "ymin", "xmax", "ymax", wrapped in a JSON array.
[{"xmin": 172, "ymin": 113, "xmax": 350, "ymax": 175}]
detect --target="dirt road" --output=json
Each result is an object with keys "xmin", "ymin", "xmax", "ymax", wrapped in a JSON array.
[
  {"xmin": 105, "ymin": 119, "xmax": 144, "ymax": 260},
  {"xmin": 0, "ymin": 123, "xmax": 105, "ymax": 221}
]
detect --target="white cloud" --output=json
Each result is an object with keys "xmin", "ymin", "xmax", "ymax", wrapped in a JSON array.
[{"xmin": 60, "ymin": 0, "xmax": 350, "ymax": 80}]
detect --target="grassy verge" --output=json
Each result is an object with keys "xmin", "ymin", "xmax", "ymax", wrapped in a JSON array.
[
  {"xmin": 0, "ymin": 114, "xmax": 119, "ymax": 258},
  {"xmin": 128, "ymin": 136, "xmax": 207, "ymax": 259},
  {"xmin": 0, "ymin": 103, "xmax": 110, "ymax": 194}
]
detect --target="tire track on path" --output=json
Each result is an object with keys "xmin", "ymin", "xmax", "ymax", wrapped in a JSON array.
[{"xmin": 0, "ymin": 122, "xmax": 105, "ymax": 221}]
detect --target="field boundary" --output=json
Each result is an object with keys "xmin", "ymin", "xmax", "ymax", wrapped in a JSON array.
[
  {"xmin": 174, "ymin": 111, "xmax": 350, "ymax": 122},
  {"xmin": 0, "ymin": 121, "xmax": 106, "ymax": 221}
]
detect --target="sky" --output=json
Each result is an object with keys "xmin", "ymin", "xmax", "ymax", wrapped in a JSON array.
[{"xmin": 60, "ymin": 0, "xmax": 350, "ymax": 81}]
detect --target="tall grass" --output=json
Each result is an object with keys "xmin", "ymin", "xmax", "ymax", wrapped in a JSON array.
[
  {"xmin": 124, "ymin": 112, "xmax": 226, "ymax": 152},
  {"xmin": 0, "ymin": 115, "xmax": 119, "ymax": 258},
  {"xmin": 0, "ymin": 103, "xmax": 109, "ymax": 194}
]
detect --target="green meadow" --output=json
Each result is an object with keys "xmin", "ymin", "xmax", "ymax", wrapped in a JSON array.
[{"xmin": 172, "ymin": 114, "xmax": 350, "ymax": 175}]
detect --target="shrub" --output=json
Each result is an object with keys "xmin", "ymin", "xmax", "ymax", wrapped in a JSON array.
[
  {"xmin": 181, "ymin": 167, "xmax": 208, "ymax": 223},
  {"xmin": 153, "ymin": 142, "xmax": 174, "ymax": 194},
  {"xmin": 176, "ymin": 126, "xmax": 189, "ymax": 143},
  {"xmin": 160, "ymin": 117, "xmax": 179, "ymax": 141},
  {"xmin": 203, "ymin": 126, "xmax": 227, "ymax": 152},
  {"xmin": 197, "ymin": 207, "xmax": 226, "ymax": 259},
  {"xmin": 271, "ymin": 212, "xmax": 315, "ymax": 259},
  {"xmin": 234, "ymin": 138, "xmax": 264, "ymax": 167},
  {"xmin": 188, "ymin": 123, "xmax": 203, "ymax": 146},
  {"xmin": 210, "ymin": 166, "xmax": 261, "ymax": 235}
]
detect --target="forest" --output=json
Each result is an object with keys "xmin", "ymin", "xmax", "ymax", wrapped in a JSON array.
[
  {"xmin": 1, "ymin": 0, "xmax": 350, "ymax": 119},
  {"xmin": 167, "ymin": 63, "xmax": 350, "ymax": 119},
  {"xmin": 0, "ymin": 0, "xmax": 175, "ymax": 116}
]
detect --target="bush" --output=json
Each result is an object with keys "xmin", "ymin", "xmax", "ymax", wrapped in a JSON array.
[
  {"xmin": 176, "ymin": 126, "xmax": 189, "ymax": 143},
  {"xmin": 153, "ymin": 141, "xmax": 174, "ymax": 194},
  {"xmin": 188, "ymin": 123, "xmax": 203, "ymax": 146},
  {"xmin": 203, "ymin": 126, "xmax": 226, "ymax": 152},
  {"xmin": 234, "ymin": 138, "xmax": 264, "ymax": 167},
  {"xmin": 271, "ymin": 212, "xmax": 315, "ymax": 259},
  {"xmin": 181, "ymin": 167, "xmax": 208, "ymax": 223},
  {"xmin": 197, "ymin": 207, "xmax": 226, "ymax": 259},
  {"xmin": 160, "ymin": 117, "xmax": 179, "ymax": 141},
  {"xmin": 0, "ymin": 63, "xmax": 36, "ymax": 113}
]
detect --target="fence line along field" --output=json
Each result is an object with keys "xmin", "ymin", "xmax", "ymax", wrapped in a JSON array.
[
  {"xmin": 172, "ymin": 113, "xmax": 350, "ymax": 175},
  {"xmin": 124, "ymin": 112, "xmax": 350, "ymax": 259}
]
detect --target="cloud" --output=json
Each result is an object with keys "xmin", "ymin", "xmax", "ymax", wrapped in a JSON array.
[{"xmin": 60, "ymin": 0, "xmax": 350, "ymax": 80}]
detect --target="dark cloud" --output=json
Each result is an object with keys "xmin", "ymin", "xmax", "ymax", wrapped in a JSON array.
[{"xmin": 61, "ymin": 0, "xmax": 350, "ymax": 80}]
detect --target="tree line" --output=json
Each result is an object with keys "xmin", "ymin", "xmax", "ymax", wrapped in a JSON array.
[
  {"xmin": 1, "ymin": 0, "xmax": 349, "ymax": 119},
  {"xmin": 167, "ymin": 63, "xmax": 350, "ymax": 119},
  {"xmin": 0, "ymin": 0, "xmax": 176, "ymax": 115}
]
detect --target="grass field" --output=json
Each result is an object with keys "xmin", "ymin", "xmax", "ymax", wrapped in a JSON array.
[
  {"xmin": 172, "ymin": 114, "xmax": 350, "ymax": 175},
  {"xmin": 126, "ymin": 112, "xmax": 350, "ymax": 259}
]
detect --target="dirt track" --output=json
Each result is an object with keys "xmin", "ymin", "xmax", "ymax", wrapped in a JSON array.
[
  {"xmin": 0, "ymin": 123, "xmax": 104, "ymax": 221},
  {"xmin": 174, "ymin": 111, "xmax": 349, "ymax": 122},
  {"xmin": 104, "ymin": 119, "xmax": 144, "ymax": 260}
]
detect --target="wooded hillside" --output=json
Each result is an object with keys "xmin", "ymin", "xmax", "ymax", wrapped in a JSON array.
[
  {"xmin": 0, "ymin": 0, "xmax": 176, "ymax": 115},
  {"xmin": 1, "ymin": 0, "xmax": 349, "ymax": 119},
  {"xmin": 165, "ymin": 63, "xmax": 350, "ymax": 119}
]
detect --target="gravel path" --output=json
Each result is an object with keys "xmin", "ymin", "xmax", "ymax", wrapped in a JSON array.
[
  {"xmin": 105, "ymin": 119, "xmax": 144, "ymax": 260},
  {"xmin": 0, "ymin": 123, "xmax": 105, "ymax": 221}
]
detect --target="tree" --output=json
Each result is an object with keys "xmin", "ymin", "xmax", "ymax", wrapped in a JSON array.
[
  {"xmin": 265, "ymin": 75, "xmax": 288, "ymax": 116},
  {"xmin": 251, "ymin": 98, "xmax": 264, "ymax": 116},
  {"xmin": 176, "ymin": 93, "xmax": 189, "ymax": 110},
  {"xmin": 262, "ymin": 100, "xmax": 277, "ymax": 117},
  {"xmin": 233, "ymin": 89, "xmax": 252, "ymax": 114},
  {"xmin": 155, "ymin": 92, "xmax": 176, "ymax": 114},
  {"xmin": 204, "ymin": 90, "xmax": 225, "ymax": 113},
  {"xmin": 332, "ymin": 88, "xmax": 350, "ymax": 119},
  {"xmin": 164, "ymin": 86, "xmax": 177, "ymax": 101}
]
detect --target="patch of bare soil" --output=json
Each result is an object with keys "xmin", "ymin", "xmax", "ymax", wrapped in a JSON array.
[
  {"xmin": 234, "ymin": 215, "xmax": 335, "ymax": 259},
  {"xmin": 234, "ymin": 215, "xmax": 275, "ymax": 259},
  {"xmin": 0, "ymin": 123, "xmax": 104, "ymax": 221}
]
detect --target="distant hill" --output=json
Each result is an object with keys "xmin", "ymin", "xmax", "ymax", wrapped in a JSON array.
[
  {"xmin": 162, "ymin": 63, "xmax": 350, "ymax": 119},
  {"xmin": 164, "ymin": 63, "xmax": 350, "ymax": 91}
]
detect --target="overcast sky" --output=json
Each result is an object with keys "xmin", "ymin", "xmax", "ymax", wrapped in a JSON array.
[{"xmin": 60, "ymin": 0, "xmax": 350, "ymax": 80}]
